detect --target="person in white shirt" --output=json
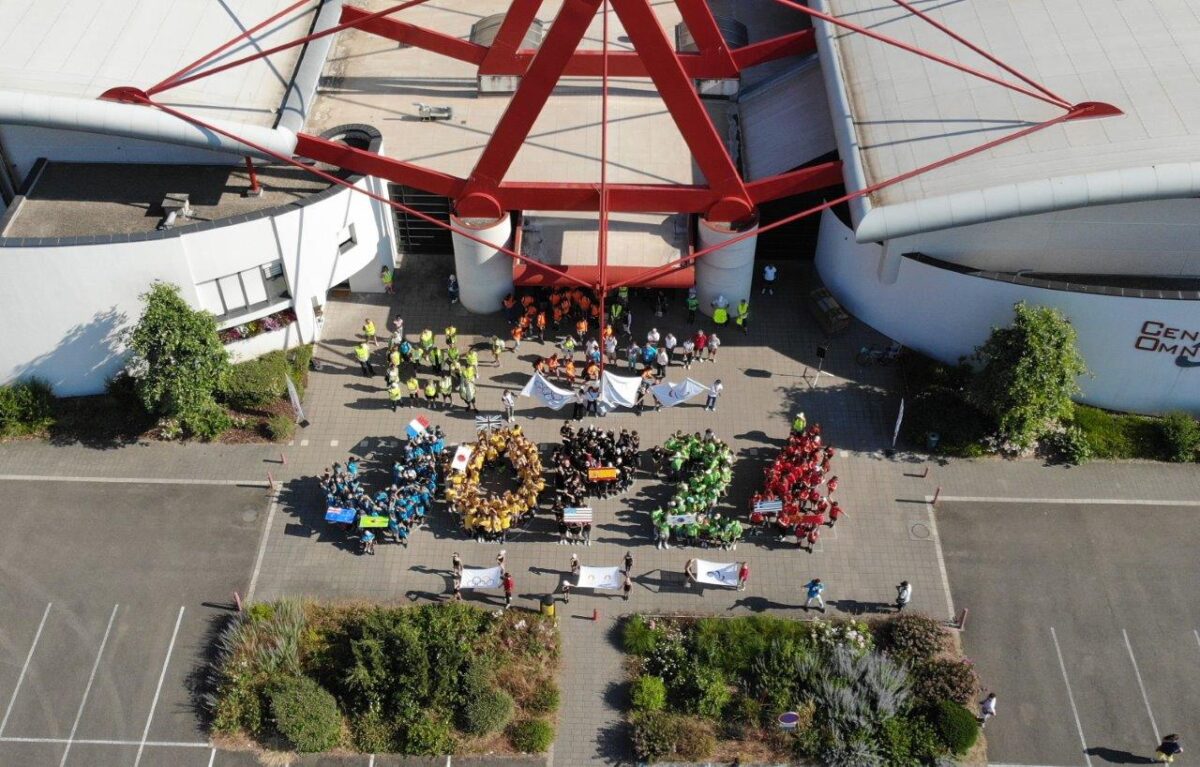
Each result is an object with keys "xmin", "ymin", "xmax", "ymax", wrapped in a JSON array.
[
  {"xmin": 646, "ymin": 327, "xmax": 661, "ymax": 346},
  {"xmin": 979, "ymin": 693, "xmax": 997, "ymax": 728},
  {"xmin": 762, "ymin": 264, "xmax": 777, "ymax": 295},
  {"xmin": 895, "ymin": 580, "xmax": 912, "ymax": 611},
  {"xmin": 663, "ymin": 333, "xmax": 677, "ymax": 363},
  {"xmin": 502, "ymin": 390, "xmax": 516, "ymax": 423},
  {"xmin": 708, "ymin": 333, "xmax": 721, "ymax": 362},
  {"xmin": 704, "ymin": 379, "xmax": 723, "ymax": 411}
]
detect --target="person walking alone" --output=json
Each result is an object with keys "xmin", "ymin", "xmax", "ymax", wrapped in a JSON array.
[
  {"xmin": 1155, "ymin": 734, "xmax": 1183, "ymax": 763},
  {"xmin": 978, "ymin": 693, "xmax": 997, "ymax": 728},
  {"xmin": 895, "ymin": 581, "xmax": 912, "ymax": 612},
  {"xmin": 560, "ymin": 579, "xmax": 572, "ymax": 604},
  {"xmin": 502, "ymin": 389, "xmax": 516, "ymax": 423},
  {"xmin": 452, "ymin": 552, "xmax": 463, "ymax": 576},
  {"xmin": 622, "ymin": 573, "xmax": 633, "ymax": 601},
  {"xmin": 354, "ymin": 342, "xmax": 375, "ymax": 377},
  {"xmin": 704, "ymin": 379, "xmax": 723, "ymax": 411},
  {"xmin": 502, "ymin": 571, "xmax": 515, "ymax": 610},
  {"xmin": 761, "ymin": 263, "xmax": 777, "ymax": 295},
  {"xmin": 363, "ymin": 317, "xmax": 378, "ymax": 347},
  {"xmin": 804, "ymin": 578, "xmax": 825, "ymax": 612},
  {"xmin": 737, "ymin": 562, "xmax": 750, "ymax": 591},
  {"xmin": 570, "ymin": 552, "xmax": 580, "ymax": 577},
  {"xmin": 624, "ymin": 551, "xmax": 634, "ymax": 574}
]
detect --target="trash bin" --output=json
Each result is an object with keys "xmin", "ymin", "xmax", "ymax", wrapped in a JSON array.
[
  {"xmin": 926, "ymin": 432, "xmax": 941, "ymax": 451},
  {"xmin": 540, "ymin": 595, "xmax": 556, "ymax": 618}
]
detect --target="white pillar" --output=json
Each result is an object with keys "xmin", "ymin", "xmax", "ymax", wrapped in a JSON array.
[
  {"xmin": 695, "ymin": 216, "xmax": 758, "ymax": 317},
  {"xmin": 451, "ymin": 214, "xmax": 514, "ymax": 313}
]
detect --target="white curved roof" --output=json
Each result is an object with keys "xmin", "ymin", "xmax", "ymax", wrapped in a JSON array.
[
  {"xmin": 0, "ymin": 0, "xmax": 322, "ymax": 127},
  {"xmin": 820, "ymin": 0, "xmax": 1200, "ymax": 227}
]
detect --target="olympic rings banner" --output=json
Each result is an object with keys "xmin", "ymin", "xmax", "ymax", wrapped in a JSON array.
[
  {"xmin": 600, "ymin": 371, "xmax": 642, "ymax": 408},
  {"xmin": 459, "ymin": 566, "xmax": 503, "ymax": 590},
  {"xmin": 520, "ymin": 373, "xmax": 574, "ymax": 410},
  {"xmin": 576, "ymin": 566, "xmax": 622, "ymax": 590},
  {"xmin": 650, "ymin": 378, "xmax": 708, "ymax": 408},
  {"xmin": 694, "ymin": 559, "xmax": 739, "ymax": 588}
]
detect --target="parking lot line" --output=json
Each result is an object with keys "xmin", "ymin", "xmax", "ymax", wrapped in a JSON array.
[
  {"xmin": 59, "ymin": 604, "xmax": 118, "ymax": 767},
  {"xmin": 925, "ymin": 498, "xmax": 956, "ymax": 619},
  {"xmin": 0, "ymin": 474, "xmax": 270, "ymax": 487},
  {"xmin": 208, "ymin": 747, "xmax": 217, "ymax": 766},
  {"xmin": 1049, "ymin": 627, "xmax": 1092, "ymax": 767},
  {"xmin": 1193, "ymin": 629, "xmax": 1200, "ymax": 653},
  {"xmin": 134, "ymin": 605, "xmax": 186, "ymax": 767},
  {"xmin": 1122, "ymin": 629, "xmax": 1160, "ymax": 743},
  {"xmin": 0, "ymin": 736, "xmax": 207, "ymax": 747},
  {"xmin": 0, "ymin": 602, "xmax": 51, "ymax": 736},
  {"xmin": 246, "ymin": 496, "xmax": 280, "ymax": 603},
  {"xmin": 940, "ymin": 496, "xmax": 1200, "ymax": 507}
]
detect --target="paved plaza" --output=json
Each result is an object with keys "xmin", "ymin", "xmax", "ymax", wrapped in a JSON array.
[{"xmin": 0, "ymin": 255, "xmax": 1197, "ymax": 765}]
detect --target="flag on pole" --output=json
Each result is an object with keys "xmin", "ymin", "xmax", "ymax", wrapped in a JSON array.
[
  {"xmin": 406, "ymin": 416, "xmax": 430, "ymax": 439},
  {"xmin": 892, "ymin": 398, "xmax": 905, "ymax": 448}
]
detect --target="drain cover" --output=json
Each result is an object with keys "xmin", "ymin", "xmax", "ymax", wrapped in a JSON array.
[{"xmin": 909, "ymin": 522, "xmax": 931, "ymax": 540}]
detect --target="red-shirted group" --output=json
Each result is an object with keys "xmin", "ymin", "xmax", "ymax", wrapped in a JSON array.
[{"xmin": 748, "ymin": 418, "xmax": 843, "ymax": 552}]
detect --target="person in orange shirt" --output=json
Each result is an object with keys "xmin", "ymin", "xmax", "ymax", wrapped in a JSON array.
[
  {"xmin": 547, "ymin": 354, "xmax": 561, "ymax": 378},
  {"xmin": 589, "ymin": 303, "xmax": 600, "ymax": 321},
  {"xmin": 521, "ymin": 294, "xmax": 535, "ymax": 311},
  {"xmin": 585, "ymin": 361, "xmax": 600, "ymax": 381},
  {"xmin": 579, "ymin": 293, "xmax": 591, "ymax": 313},
  {"xmin": 536, "ymin": 311, "xmax": 548, "ymax": 342},
  {"xmin": 519, "ymin": 314, "xmax": 531, "ymax": 331},
  {"xmin": 512, "ymin": 324, "xmax": 524, "ymax": 351},
  {"xmin": 575, "ymin": 318, "xmax": 588, "ymax": 342},
  {"xmin": 564, "ymin": 359, "xmax": 577, "ymax": 384},
  {"xmin": 552, "ymin": 305, "xmax": 564, "ymax": 329},
  {"xmin": 603, "ymin": 323, "xmax": 614, "ymax": 340}
]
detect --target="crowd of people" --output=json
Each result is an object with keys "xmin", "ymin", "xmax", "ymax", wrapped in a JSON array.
[
  {"xmin": 549, "ymin": 425, "xmax": 641, "ymax": 544},
  {"xmin": 320, "ymin": 427, "xmax": 445, "ymax": 554},
  {"xmin": 748, "ymin": 417, "xmax": 843, "ymax": 551},
  {"xmin": 353, "ymin": 315, "xmax": 488, "ymax": 413},
  {"xmin": 446, "ymin": 426, "xmax": 545, "ymax": 542},
  {"xmin": 647, "ymin": 430, "xmax": 742, "ymax": 549}
]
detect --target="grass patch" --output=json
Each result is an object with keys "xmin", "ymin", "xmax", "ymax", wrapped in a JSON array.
[
  {"xmin": 621, "ymin": 613, "xmax": 983, "ymax": 765},
  {"xmin": 208, "ymin": 600, "xmax": 559, "ymax": 756},
  {"xmin": 1070, "ymin": 405, "xmax": 1166, "ymax": 460}
]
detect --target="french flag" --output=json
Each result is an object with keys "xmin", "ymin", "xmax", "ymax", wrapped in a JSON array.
[{"xmin": 406, "ymin": 416, "xmax": 430, "ymax": 439}]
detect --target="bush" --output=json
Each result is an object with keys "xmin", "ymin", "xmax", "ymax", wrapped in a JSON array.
[
  {"xmin": 690, "ymin": 667, "xmax": 732, "ymax": 719},
  {"xmin": 525, "ymin": 677, "xmax": 560, "ymax": 715},
  {"xmin": 351, "ymin": 708, "xmax": 396, "ymax": 753},
  {"xmin": 287, "ymin": 344, "xmax": 314, "ymax": 399},
  {"xmin": 930, "ymin": 700, "xmax": 978, "ymax": 755},
  {"xmin": 630, "ymin": 675, "xmax": 667, "ymax": 713},
  {"xmin": 903, "ymin": 387, "xmax": 993, "ymax": 456},
  {"xmin": 267, "ymin": 413, "xmax": 296, "ymax": 442},
  {"xmin": 460, "ymin": 687, "xmax": 514, "ymax": 736},
  {"xmin": 912, "ymin": 658, "xmax": 978, "ymax": 707},
  {"xmin": 879, "ymin": 714, "xmax": 944, "ymax": 766},
  {"xmin": 268, "ymin": 676, "xmax": 343, "ymax": 752},
  {"xmin": 176, "ymin": 401, "xmax": 232, "ymax": 441},
  {"xmin": 507, "ymin": 718, "xmax": 554, "ymax": 753},
  {"xmin": 1159, "ymin": 411, "xmax": 1200, "ymax": 462},
  {"xmin": 622, "ymin": 615, "xmax": 662, "ymax": 656},
  {"xmin": 630, "ymin": 711, "xmax": 714, "ymax": 763},
  {"xmin": 1040, "ymin": 425, "xmax": 1092, "ymax": 465},
  {"xmin": 221, "ymin": 351, "xmax": 289, "ymax": 410},
  {"xmin": 0, "ymin": 378, "xmax": 55, "ymax": 437},
  {"xmin": 399, "ymin": 710, "xmax": 456, "ymax": 755},
  {"xmin": 879, "ymin": 613, "xmax": 950, "ymax": 665}
]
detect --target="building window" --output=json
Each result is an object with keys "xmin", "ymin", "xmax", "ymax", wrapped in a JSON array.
[{"xmin": 338, "ymin": 223, "xmax": 358, "ymax": 254}]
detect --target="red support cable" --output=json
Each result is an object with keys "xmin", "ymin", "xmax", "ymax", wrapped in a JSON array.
[
  {"xmin": 597, "ymin": 0, "xmax": 611, "ymax": 379},
  {"xmin": 118, "ymin": 93, "xmax": 594, "ymax": 289},
  {"xmin": 339, "ymin": 5, "xmax": 487, "ymax": 65},
  {"xmin": 767, "ymin": 0, "xmax": 1074, "ymax": 111},
  {"xmin": 458, "ymin": 0, "xmax": 604, "ymax": 219},
  {"xmin": 150, "ymin": 0, "xmax": 316, "ymax": 93},
  {"xmin": 611, "ymin": 0, "xmax": 752, "ymax": 222},
  {"xmin": 478, "ymin": 0, "xmax": 545, "ymax": 74},
  {"xmin": 888, "ymin": 0, "xmax": 1070, "ymax": 107},
  {"xmin": 146, "ymin": 0, "xmax": 435, "ymax": 96},
  {"xmin": 612, "ymin": 101, "xmax": 1121, "ymax": 288}
]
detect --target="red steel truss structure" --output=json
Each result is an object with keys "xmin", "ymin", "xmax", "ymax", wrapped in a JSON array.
[{"xmin": 102, "ymin": 0, "xmax": 1122, "ymax": 304}]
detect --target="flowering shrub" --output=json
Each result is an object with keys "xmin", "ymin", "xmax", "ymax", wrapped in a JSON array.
[
  {"xmin": 811, "ymin": 619, "xmax": 874, "ymax": 654},
  {"xmin": 219, "ymin": 308, "xmax": 297, "ymax": 344}
]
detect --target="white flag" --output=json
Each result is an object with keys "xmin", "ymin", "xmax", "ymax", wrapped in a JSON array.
[
  {"xmin": 576, "ymin": 566, "xmax": 623, "ymax": 590},
  {"xmin": 520, "ymin": 373, "xmax": 574, "ymax": 410},
  {"xmin": 650, "ymin": 378, "xmax": 707, "ymax": 408},
  {"xmin": 694, "ymin": 559, "xmax": 739, "ymax": 588},
  {"xmin": 600, "ymin": 371, "xmax": 642, "ymax": 408},
  {"xmin": 459, "ymin": 566, "xmax": 503, "ymax": 590},
  {"xmin": 892, "ymin": 397, "xmax": 905, "ymax": 448},
  {"xmin": 284, "ymin": 375, "xmax": 307, "ymax": 424}
]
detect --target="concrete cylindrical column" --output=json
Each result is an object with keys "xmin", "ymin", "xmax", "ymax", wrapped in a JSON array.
[
  {"xmin": 451, "ymin": 214, "xmax": 514, "ymax": 313},
  {"xmin": 695, "ymin": 215, "xmax": 759, "ymax": 317}
]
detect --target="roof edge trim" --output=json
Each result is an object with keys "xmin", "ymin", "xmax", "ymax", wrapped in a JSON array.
[
  {"xmin": 811, "ymin": 0, "xmax": 870, "ymax": 227},
  {"xmin": 856, "ymin": 162, "xmax": 1200, "ymax": 242}
]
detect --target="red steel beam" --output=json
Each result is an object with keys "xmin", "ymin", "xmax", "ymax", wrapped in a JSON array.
[
  {"xmin": 613, "ymin": 101, "xmax": 1122, "ymax": 288},
  {"xmin": 515, "ymin": 262, "xmax": 695, "ymax": 289},
  {"xmin": 746, "ymin": 162, "xmax": 845, "ymax": 205},
  {"xmin": 458, "ymin": 0, "xmax": 604, "ymax": 219},
  {"xmin": 674, "ymin": 0, "xmax": 739, "ymax": 72},
  {"xmin": 294, "ymin": 133, "xmax": 466, "ymax": 198},
  {"xmin": 477, "ymin": 0, "xmax": 545, "ymax": 74},
  {"xmin": 731, "ymin": 29, "xmax": 816, "ymax": 70},
  {"xmin": 767, "ymin": 0, "xmax": 1073, "ymax": 110},
  {"xmin": 339, "ymin": 5, "xmax": 487, "ymax": 65},
  {"xmin": 611, "ymin": 0, "xmax": 751, "ymax": 222}
]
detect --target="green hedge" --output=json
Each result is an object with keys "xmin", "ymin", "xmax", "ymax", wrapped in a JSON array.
[
  {"xmin": 0, "ymin": 378, "xmax": 55, "ymax": 437},
  {"xmin": 1159, "ymin": 411, "xmax": 1200, "ymax": 462},
  {"xmin": 507, "ymin": 718, "xmax": 554, "ymax": 753},
  {"xmin": 930, "ymin": 700, "xmax": 978, "ymax": 755},
  {"xmin": 221, "ymin": 351, "xmax": 290, "ymax": 410},
  {"xmin": 1070, "ymin": 405, "xmax": 1163, "ymax": 459},
  {"xmin": 268, "ymin": 676, "xmax": 343, "ymax": 752}
]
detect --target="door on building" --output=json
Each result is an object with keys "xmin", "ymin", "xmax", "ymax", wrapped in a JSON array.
[{"xmin": 389, "ymin": 184, "xmax": 452, "ymax": 255}]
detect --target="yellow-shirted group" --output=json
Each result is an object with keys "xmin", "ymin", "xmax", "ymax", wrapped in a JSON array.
[{"xmin": 446, "ymin": 426, "xmax": 545, "ymax": 542}]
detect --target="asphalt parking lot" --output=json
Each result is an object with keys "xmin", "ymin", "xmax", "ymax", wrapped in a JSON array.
[
  {"xmin": 938, "ymin": 499, "xmax": 1200, "ymax": 767},
  {"xmin": 0, "ymin": 480, "xmax": 265, "ymax": 767}
]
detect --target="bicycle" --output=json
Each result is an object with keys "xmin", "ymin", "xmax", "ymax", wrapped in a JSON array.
[{"xmin": 856, "ymin": 342, "xmax": 902, "ymax": 367}]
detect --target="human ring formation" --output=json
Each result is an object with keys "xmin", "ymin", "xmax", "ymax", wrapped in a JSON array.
[{"xmin": 446, "ymin": 426, "xmax": 545, "ymax": 541}]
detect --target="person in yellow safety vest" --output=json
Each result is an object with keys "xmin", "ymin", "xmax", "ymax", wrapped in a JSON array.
[
  {"xmin": 610, "ymin": 302, "xmax": 624, "ymax": 322},
  {"xmin": 379, "ymin": 265, "xmax": 395, "ymax": 294},
  {"xmin": 444, "ymin": 325, "xmax": 458, "ymax": 348},
  {"xmin": 463, "ymin": 364, "xmax": 477, "ymax": 383},
  {"xmin": 363, "ymin": 318, "xmax": 377, "ymax": 346},
  {"xmin": 354, "ymin": 342, "xmax": 375, "ymax": 377},
  {"xmin": 712, "ymin": 302, "xmax": 728, "ymax": 326},
  {"xmin": 735, "ymin": 299, "xmax": 750, "ymax": 334},
  {"xmin": 389, "ymin": 347, "xmax": 401, "ymax": 368},
  {"xmin": 424, "ymin": 379, "xmax": 439, "ymax": 408},
  {"xmin": 466, "ymin": 349, "xmax": 479, "ymax": 369},
  {"xmin": 419, "ymin": 328, "xmax": 434, "ymax": 349},
  {"xmin": 792, "ymin": 411, "xmax": 807, "ymax": 433},
  {"xmin": 491, "ymin": 336, "xmax": 505, "ymax": 365},
  {"xmin": 387, "ymin": 382, "xmax": 403, "ymax": 412},
  {"xmin": 406, "ymin": 376, "xmax": 420, "ymax": 407},
  {"xmin": 439, "ymin": 374, "xmax": 454, "ymax": 406}
]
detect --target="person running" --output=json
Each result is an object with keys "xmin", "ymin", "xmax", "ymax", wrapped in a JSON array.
[
  {"xmin": 737, "ymin": 562, "xmax": 750, "ymax": 591},
  {"xmin": 762, "ymin": 263, "xmax": 777, "ymax": 295},
  {"xmin": 502, "ymin": 572, "xmax": 515, "ymax": 610},
  {"xmin": 363, "ymin": 318, "xmax": 378, "ymax": 347},
  {"xmin": 895, "ymin": 581, "xmax": 912, "ymax": 611},
  {"xmin": 354, "ymin": 342, "xmax": 375, "ymax": 377},
  {"xmin": 978, "ymin": 693, "xmax": 997, "ymax": 728},
  {"xmin": 622, "ymin": 573, "xmax": 633, "ymax": 601},
  {"xmin": 804, "ymin": 578, "xmax": 825, "ymax": 611},
  {"xmin": 1155, "ymin": 734, "xmax": 1183, "ymax": 763},
  {"xmin": 704, "ymin": 379, "xmax": 723, "ymax": 411},
  {"xmin": 502, "ymin": 389, "xmax": 516, "ymax": 422}
]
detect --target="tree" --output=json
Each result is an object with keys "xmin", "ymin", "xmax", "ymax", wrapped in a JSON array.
[
  {"xmin": 126, "ymin": 281, "xmax": 231, "ymax": 438},
  {"xmin": 969, "ymin": 302, "xmax": 1087, "ymax": 449}
]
